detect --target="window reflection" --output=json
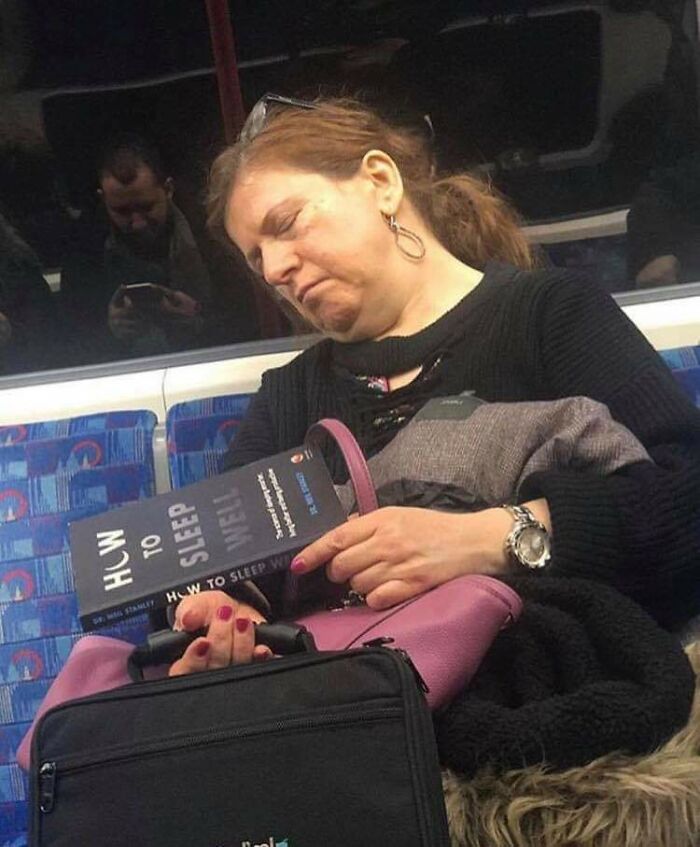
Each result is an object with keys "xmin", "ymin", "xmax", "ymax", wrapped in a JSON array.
[
  {"xmin": 0, "ymin": 1, "xmax": 697, "ymax": 377},
  {"xmin": 60, "ymin": 133, "xmax": 256, "ymax": 363}
]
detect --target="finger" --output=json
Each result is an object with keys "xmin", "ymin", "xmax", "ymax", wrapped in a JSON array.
[
  {"xmin": 206, "ymin": 603, "xmax": 236, "ymax": 669},
  {"xmin": 232, "ymin": 616, "xmax": 255, "ymax": 664},
  {"xmin": 174, "ymin": 592, "xmax": 226, "ymax": 631},
  {"xmin": 346, "ymin": 561, "xmax": 393, "ymax": 596},
  {"xmin": 173, "ymin": 597, "xmax": 209, "ymax": 631},
  {"xmin": 325, "ymin": 537, "xmax": 384, "ymax": 584},
  {"xmin": 292, "ymin": 515, "xmax": 376, "ymax": 575},
  {"xmin": 365, "ymin": 579, "xmax": 415, "ymax": 610},
  {"xmin": 252, "ymin": 644, "xmax": 274, "ymax": 662},
  {"xmin": 169, "ymin": 638, "xmax": 211, "ymax": 676},
  {"xmin": 158, "ymin": 296, "xmax": 178, "ymax": 313},
  {"xmin": 246, "ymin": 608, "xmax": 268, "ymax": 626},
  {"xmin": 110, "ymin": 287, "xmax": 126, "ymax": 307}
]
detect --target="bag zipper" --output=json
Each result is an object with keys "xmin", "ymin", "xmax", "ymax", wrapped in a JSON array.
[
  {"xmin": 363, "ymin": 638, "xmax": 430, "ymax": 695},
  {"xmin": 387, "ymin": 649, "xmax": 448, "ymax": 846},
  {"xmin": 37, "ymin": 705, "xmax": 400, "ymax": 815},
  {"xmin": 361, "ymin": 646, "xmax": 446, "ymax": 845}
]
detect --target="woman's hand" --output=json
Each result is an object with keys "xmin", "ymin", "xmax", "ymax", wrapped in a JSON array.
[
  {"xmin": 168, "ymin": 591, "xmax": 272, "ymax": 676},
  {"xmin": 290, "ymin": 506, "xmax": 517, "ymax": 610}
]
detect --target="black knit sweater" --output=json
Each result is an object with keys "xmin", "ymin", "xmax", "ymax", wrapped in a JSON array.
[{"xmin": 225, "ymin": 262, "xmax": 700, "ymax": 630}]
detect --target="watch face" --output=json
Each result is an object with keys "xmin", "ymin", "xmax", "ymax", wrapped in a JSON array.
[{"xmin": 516, "ymin": 525, "xmax": 551, "ymax": 568}]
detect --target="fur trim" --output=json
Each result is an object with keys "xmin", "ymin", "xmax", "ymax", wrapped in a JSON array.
[{"xmin": 443, "ymin": 642, "xmax": 700, "ymax": 847}]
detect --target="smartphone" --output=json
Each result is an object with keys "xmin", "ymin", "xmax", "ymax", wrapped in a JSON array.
[{"xmin": 123, "ymin": 283, "xmax": 165, "ymax": 310}]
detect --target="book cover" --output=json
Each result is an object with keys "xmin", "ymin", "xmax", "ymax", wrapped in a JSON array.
[{"xmin": 69, "ymin": 445, "xmax": 346, "ymax": 630}]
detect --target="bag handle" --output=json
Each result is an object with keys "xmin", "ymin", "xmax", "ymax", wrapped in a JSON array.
[
  {"xmin": 305, "ymin": 418, "xmax": 378, "ymax": 515},
  {"xmin": 127, "ymin": 622, "xmax": 317, "ymax": 681}
]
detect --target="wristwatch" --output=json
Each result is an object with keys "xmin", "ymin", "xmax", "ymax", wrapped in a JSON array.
[{"xmin": 501, "ymin": 504, "xmax": 551, "ymax": 570}]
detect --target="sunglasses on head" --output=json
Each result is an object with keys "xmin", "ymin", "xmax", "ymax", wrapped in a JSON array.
[
  {"xmin": 240, "ymin": 93, "xmax": 317, "ymax": 143},
  {"xmin": 240, "ymin": 92, "xmax": 435, "ymax": 147}
]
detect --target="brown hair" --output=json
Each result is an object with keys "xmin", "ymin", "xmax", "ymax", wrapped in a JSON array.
[{"xmin": 207, "ymin": 97, "xmax": 534, "ymax": 271}]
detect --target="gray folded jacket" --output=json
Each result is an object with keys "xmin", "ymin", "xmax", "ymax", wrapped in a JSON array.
[{"xmin": 336, "ymin": 396, "xmax": 650, "ymax": 512}]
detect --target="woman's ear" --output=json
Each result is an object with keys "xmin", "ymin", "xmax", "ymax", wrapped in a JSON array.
[{"xmin": 360, "ymin": 149, "xmax": 404, "ymax": 216}]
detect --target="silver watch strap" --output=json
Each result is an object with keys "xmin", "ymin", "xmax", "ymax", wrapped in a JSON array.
[{"xmin": 501, "ymin": 504, "xmax": 537, "ymax": 525}]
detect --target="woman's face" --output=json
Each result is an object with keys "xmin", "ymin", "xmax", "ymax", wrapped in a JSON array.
[{"xmin": 226, "ymin": 163, "xmax": 404, "ymax": 341}]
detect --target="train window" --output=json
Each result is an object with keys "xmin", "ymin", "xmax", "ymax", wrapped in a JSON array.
[{"xmin": 0, "ymin": 1, "xmax": 698, "ymax": 379}]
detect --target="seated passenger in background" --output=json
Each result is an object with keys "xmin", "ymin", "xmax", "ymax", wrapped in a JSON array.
[
  {"xmin": 0, "ymin": 208, "xmax": 62, "ymax": 375},
  {"xmin": 61, "ymin": 133, "xmax": 236, "ymax": 362},
  {"xmin": 627, "ymin": 151, "xmax": 700, "ymax": 288}
]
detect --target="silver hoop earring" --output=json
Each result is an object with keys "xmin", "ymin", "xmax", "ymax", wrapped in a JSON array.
[{"xmin": 383, "ymin": 214, "xmax": 426, "ymax": 261}]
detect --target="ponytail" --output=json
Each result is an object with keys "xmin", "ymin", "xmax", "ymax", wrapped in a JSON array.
[{"xmin": 418, "ymin": 174, "xmax": 535, "ymax": 270}]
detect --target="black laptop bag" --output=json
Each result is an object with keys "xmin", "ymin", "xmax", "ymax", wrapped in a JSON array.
[{"xmin": 29, "ymin": 637, "xmax": 450, "ymax": 847}]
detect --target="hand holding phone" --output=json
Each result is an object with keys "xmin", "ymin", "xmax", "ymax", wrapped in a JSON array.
[{"xmin": 108, "ymin": 285, "xmax": 150, "ymax": 340}]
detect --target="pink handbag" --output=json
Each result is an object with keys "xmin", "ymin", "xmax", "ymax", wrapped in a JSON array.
[
  {"xmin": 17, "ymin": 418, "xmax": 522, "ymax": 769},
  {"xmin": 298, "ymin": 419, "xmax": 523, "ymax": 710}
]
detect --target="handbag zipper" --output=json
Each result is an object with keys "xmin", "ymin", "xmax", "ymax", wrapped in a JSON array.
[{"xmin": 37, "ymin": 705, "xmax": 401, "ymax": 814}]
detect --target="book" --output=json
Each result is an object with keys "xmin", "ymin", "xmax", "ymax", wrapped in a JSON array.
[{"xmin": 69, "ymin": 445, "xmax": 346, "ymax": 630}]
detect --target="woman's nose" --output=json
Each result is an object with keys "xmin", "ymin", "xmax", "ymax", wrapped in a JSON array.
[{"xmin": 261, "ymin": 243, "xmax": 300, "ymax": 287}]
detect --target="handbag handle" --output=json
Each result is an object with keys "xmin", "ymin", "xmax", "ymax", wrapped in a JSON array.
[{"xmin": 305, "ymin": 418, "xmax": 378, "ymax": 515}]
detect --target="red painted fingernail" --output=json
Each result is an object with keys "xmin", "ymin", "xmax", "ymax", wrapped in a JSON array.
[
  {"xmin": 290, "ymin": 557, "xmax": 305, "ymax": 573},
  {"xmin": 235, "ymin": 617, "xmax": 250, "ymax": 633},
  {"xmin": 195, "ymin": 640, "xmax": 210, "ymax": 658},
  {"xmin": 217, "ymin": 605, "xmax": 233, "ymax": 622}
]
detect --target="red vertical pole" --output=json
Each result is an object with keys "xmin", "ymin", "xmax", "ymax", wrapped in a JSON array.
[
  {"xmin": 204, "ymin": 0, "xmax": 245, "ymax": 143},
  {"xmin": 204, "ymin": 0, "xmax": 286, "ymax": 338}
]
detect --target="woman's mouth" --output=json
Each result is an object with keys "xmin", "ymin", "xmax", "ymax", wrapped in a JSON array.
[{"xmin": 298, "ymin": 278, "xmax": 327, "ymax": 305}]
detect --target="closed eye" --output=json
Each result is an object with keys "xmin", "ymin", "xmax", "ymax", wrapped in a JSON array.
[{"xmin": 277, "ymin": 212, "xmax": 298, "ymax": 235}]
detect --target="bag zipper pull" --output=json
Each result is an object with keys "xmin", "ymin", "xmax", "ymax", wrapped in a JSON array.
[
  {"xmin": 395, "ymin": 649, "xmax": 430, "ymax": 695},
  {"xmin": 39, "ymin": 761, "xmax": 57, "ymax": 813},
  {"xmin": 363, "ymin": 637, "xmax": 394, "ymax": 648},
  {"xmin": 362, "ymin": 639, "xmax": 430, "ymax": 695}
]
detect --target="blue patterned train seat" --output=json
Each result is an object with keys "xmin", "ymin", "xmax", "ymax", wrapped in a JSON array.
[
  {"xmin": 166, "ymin": 394, "xmax": 252, "ymax": 489},
  {"xmin": 660, "ymin": 346, "xmax": 700, "ymax": 407},
  {"xmin": 0, "ymin": 412, "xmax": 157, "ymax": 847}
]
